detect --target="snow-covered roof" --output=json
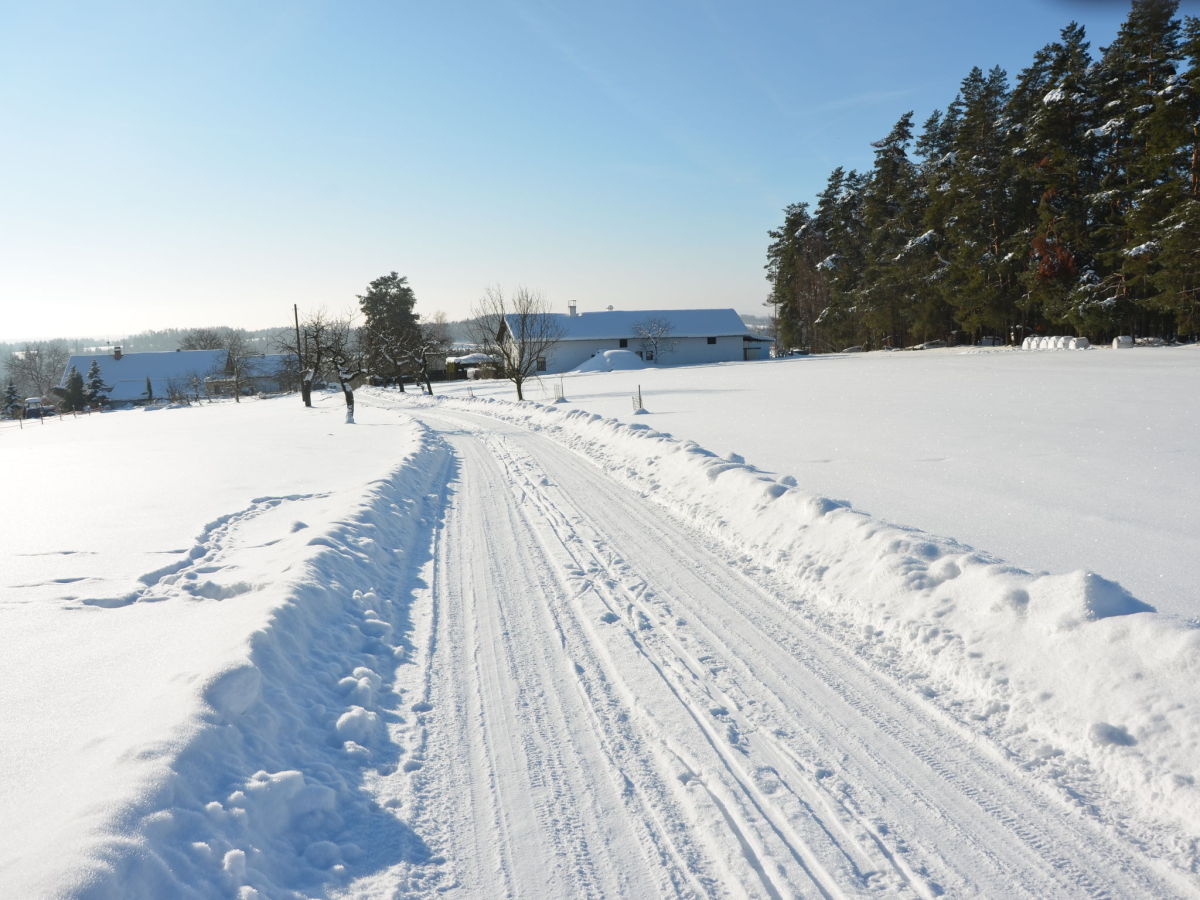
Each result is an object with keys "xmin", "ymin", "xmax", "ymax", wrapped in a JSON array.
[
  {"xmin": 240, "ymin": 354, "xmax": 291, "ymax": 377},
  {"xmin": 61, "ymin": 349, "xmax": 228, "ymax": 402},
  {"xmin": 505, "ymin": 308, "xmax": 755, "ymax": 341},
  {"xmin": 447, "ymin": 352, "xmax": 495, "ymax": 366}
]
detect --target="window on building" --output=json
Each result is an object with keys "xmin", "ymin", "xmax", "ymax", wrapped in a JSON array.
[
  {"xmin": 619, "ymin": 338, "xmax": 628, "ymax": 348},
  {"xmin": 707, "ymin": 337, "xmax": 717, "ymax": 345},
  {"xmin": 536, "ymin": 357, "xmax": 547, "ymax": 372}
]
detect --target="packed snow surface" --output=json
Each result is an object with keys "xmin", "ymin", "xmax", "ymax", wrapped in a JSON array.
[{"xmin": 1, "ymin": 347, "xmax": 1198, "ymax": 898}]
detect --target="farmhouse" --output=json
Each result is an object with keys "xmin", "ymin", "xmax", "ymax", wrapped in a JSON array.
[
  {"xmin": 505, "ymin": 307, "xmax": 769, "ymax": 374},
  {"xmin": 206, "ymin": 353, "xmax": 294, "ymax": 397},
  {"xmin": 59, "ymin": 347, "xmax": 228, "ymax": 404}
]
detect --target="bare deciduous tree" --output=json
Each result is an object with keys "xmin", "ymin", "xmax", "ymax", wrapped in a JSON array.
[
  {"xmin": 279, "ymin": 309, "xmax": 340, "ymax": 408},
  {"xmin": 399, "ymin": 312, "xmax": 451, "ymax": 394},
  {"xmin": 631, "ymin": 317, "xmax": 676, "ymax": 363},
  {"xmin": 181, "ymin": 327, "xmax": 252, "ymax": 401},
  {"xmin": 4, "ymin": 341, "xmax": 70, "ymax": 400},
  {"xmin": 468, "ymin": 286, "xmax": 563, "ymax": 400},
  {"xmin": 324, "ymin": 315, "xmax": 363, "ymax": 423}
]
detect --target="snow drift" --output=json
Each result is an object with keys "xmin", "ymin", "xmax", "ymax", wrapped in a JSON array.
[{"xmin": 572, "ymin": 349, "xmax": 649, "ymax": 373}]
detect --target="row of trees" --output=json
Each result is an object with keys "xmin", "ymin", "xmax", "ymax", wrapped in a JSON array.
[
  {"xmin": 4, "ymin": 274, "xmax": 572, "ymax": 419},
  {"xmin": 288, "ymin": 276, "xmax": 576, "ymax": 413},
  {"xmin": 767, "ymin": 0, "xmax": 1200, "ymax": 352},
  {"xmin": 285, "ymin": 272, "xmax": 454, "ymax": 420}
]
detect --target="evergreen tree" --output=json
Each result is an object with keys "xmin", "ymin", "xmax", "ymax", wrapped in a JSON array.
[
  {"xmin": 858, "ymin": 112, "xmax": 921, "ymax": 347},
  {"xmin": 1146, "ymin": 13, "xmax": 1200, "ymax": 336},
  {"xmin": 1085, "ymin": 0, "xmax": 1183, "ymax": 335},
  {"xmin": 813, "ymin": 168, "xmax": 870, "ymax": 349},
  {"xmin": 84, "ymin": 359, "xmax": 110, "ymax": 406},
  {"xmin": 1011, "ymin": 23, "xmax": 1099, "ymax": 335},
  {"xmin": 3, "ymin": 380, "xmax": 18, "ymax": 417},
  {"xmin": 358, "ymin": 272, "xmax": 419, "ymax": 388},
  {"xmin": 1150, "ymin": 197, "xmax": 1200, "ymax": 335},
  {"xmin": 903, "ymin": 109, "xmax": 958, "ymax": 342},
  {"xmin": 60, "ymin": 367, "xmax": 85, "ymax": 411},
  {"xmin": 937, "ymin": 66, "xmax": 1020, "ymax": 340},
  {"xmin": 766, "ymin": 203, "xmax": 816, "ymax": 350}
]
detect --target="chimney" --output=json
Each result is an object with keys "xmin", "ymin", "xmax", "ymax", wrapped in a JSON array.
[
  {"xmin": 568, "ymin": 301, "xmax": 577, "ymax": 317},
  {"xmin": 113, "ymin": 346, "xmax": 122, "ymax": 361}
]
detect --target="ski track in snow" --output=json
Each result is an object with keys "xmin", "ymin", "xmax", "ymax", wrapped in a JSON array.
[{"xmin": 342, "ymin": 397, "xmax": 1191, "ymax": 899}]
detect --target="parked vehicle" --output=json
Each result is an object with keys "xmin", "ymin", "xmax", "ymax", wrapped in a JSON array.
[{"xmin": 22, "ymin": 397, "xmax": 54, "ymax": 418}]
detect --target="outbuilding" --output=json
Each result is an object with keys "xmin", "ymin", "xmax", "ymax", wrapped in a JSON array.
[{"xmin": 509, "ymin": 307, "xmax": 769, "ymax": 374}]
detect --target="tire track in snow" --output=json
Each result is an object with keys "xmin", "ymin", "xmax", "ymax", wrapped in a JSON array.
[
  {"xmin": 390, "ymin": 402, "xmax": 1189, "ymax": 899},
  {"xmin": 508, "ymin": 421, "xmax": 1185, "ymax": 899},
  {"xmin": 402, "ymin": 427, "xmax": 685, "ymax": 898},
  {"xmin": 486, "ymin": 429, "xmax": 912, "ymax": 899},
  {"xmin": 396, "ymin": 410, "xmax": 884, "ymax": 897}
]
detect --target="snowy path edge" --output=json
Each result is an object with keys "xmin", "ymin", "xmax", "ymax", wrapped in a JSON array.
[{"xmin": 64, "ymin": 418, "xmax": 454, "ymax": 899}]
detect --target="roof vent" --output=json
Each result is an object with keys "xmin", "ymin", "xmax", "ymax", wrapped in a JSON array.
[{"xmin": 568, "ymin": 301, "xmax": 578, "ymax": 317}]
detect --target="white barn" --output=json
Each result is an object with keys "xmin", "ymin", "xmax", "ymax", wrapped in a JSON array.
[{"xmin": 507, "ymin": 308, "xmax": 769, "ymax": 374}]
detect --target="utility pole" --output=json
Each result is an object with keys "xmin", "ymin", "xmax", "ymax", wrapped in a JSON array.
[{"xmin": 294, "ymin": 303, "xmax": 311, "ymax": 407}]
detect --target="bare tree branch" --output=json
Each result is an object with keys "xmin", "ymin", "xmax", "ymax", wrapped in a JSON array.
[
  {"xmin": 631, "ymin": 317, "xmax": 676, "ymax": 363},
  {"xmin": 468, "ymin": 286, "xmax": 563, "ymax": 400}
]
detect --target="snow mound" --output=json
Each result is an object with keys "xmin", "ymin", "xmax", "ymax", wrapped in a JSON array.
[{"xmin": 572, "ymin": 350, "xmax": 648, "ymax": 373}]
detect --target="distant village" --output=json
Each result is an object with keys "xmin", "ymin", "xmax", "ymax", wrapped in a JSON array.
[{"xmin": 2, "ymin": 307, "xmax": 775, "ymax": 419}]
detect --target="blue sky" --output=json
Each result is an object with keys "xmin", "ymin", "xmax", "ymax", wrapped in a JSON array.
[{"xmin": 0, "ymin": 0, "xmax": 1173, "ymax": 340}]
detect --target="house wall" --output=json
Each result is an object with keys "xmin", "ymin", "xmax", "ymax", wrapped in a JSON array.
[
  {"xmin": 544, "ymin": 334, "xmax": 746, "ymax": 373},
  {"xmin": 546, "ymin": 340, "xmax": 619, "ymax": 373}
]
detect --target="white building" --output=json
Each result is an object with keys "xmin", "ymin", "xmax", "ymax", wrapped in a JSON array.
[{"xmin": 506, "ymin": 307, "xmax": 770, "ymax": 374}]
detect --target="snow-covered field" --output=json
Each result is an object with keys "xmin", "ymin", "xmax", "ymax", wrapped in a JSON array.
[
  {"xmin": 1, "ymin": 346, "xmax": 1198, "ymax": 897},
  {"xmin": 493, "ymin": 345, "xmax": 1200, "ymax": 620}
]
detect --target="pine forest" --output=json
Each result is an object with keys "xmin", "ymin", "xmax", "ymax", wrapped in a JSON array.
[{"xmin": 766, "ymin": 0, "xmax": 1200, "ymax": 352}]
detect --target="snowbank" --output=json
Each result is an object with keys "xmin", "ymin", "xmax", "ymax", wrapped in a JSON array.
[
  {"xmin": 18, "ymin": 411, "xmax": 452, "ymax": 899},
  {"xmin": 571, "ymin": 349, "xmax": 648, "ymax": 373},
  {"xmin": 415, "ymin": 392, "xmax": 1200, "ymax": 851}
]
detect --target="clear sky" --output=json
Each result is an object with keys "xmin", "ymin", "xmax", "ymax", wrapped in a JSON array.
[{"xmin": 0, "ymin": 0, "xmax": 1184, "ymax": 341}]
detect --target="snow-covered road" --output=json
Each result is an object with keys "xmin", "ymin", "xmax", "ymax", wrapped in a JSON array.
[
  {"xmin": 348, "ymin": 401, "xmax": 1187, "ymax": 898},
  {"xmin": 5, "ymin": 389, "xmax": 1195, "ymax": 897}
]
